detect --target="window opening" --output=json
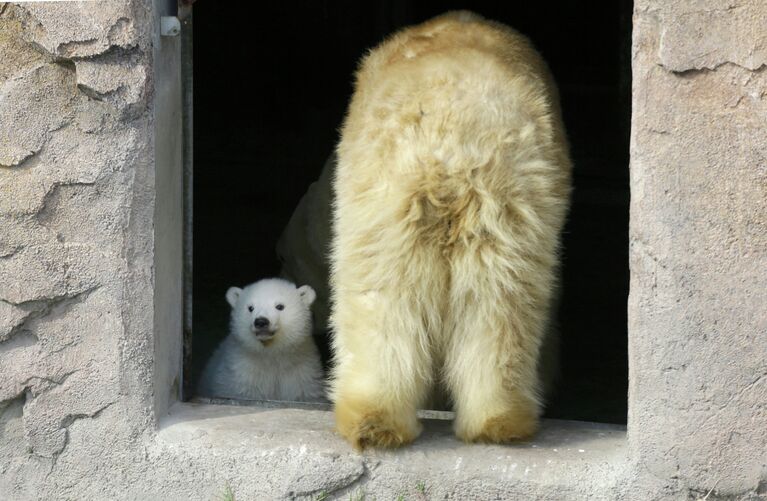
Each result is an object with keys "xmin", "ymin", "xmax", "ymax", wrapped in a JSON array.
[{"xmin": 187, "ymin": 0, "xmax": 632, "ymax": 425}]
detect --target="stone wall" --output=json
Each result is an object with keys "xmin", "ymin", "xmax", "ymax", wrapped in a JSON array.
[
  {"xmin": 0, "ymin": 2, "xmax": 158, "ymax": 498},
  {"xmin": 0, "ymin": 1, "xmax": 765, "ymax": 499},
  {"xmin": 629, "ymin": 0, "xmax": 767, "ymax": 498}
]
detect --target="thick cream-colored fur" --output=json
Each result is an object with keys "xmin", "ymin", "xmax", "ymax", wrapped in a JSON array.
[{"xmin": 330, "ymin": 11, "xmax": 572, "ymax": 449}]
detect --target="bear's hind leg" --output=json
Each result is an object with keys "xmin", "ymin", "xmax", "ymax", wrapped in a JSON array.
[
  {"xmin": 444, "ymin": 249, "xmax": 550, "ymax": 443},
  {"xmin": 331, "ymin": 289, "xmax": 435, "ymax": 450}
]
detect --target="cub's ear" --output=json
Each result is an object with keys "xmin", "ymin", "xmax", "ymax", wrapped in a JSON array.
[
  {"xmin": 297, "ymin": 285, "xmax": 316, "ymax": 307},
  {"xmin": 225, "ymin": 287, "xmax": 242, "ymax": 308}
]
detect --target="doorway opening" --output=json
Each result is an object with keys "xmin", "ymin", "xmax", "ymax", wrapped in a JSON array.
[{"xmin": 187, "ymin": 0, "xmax": 632, "ymax": 424}]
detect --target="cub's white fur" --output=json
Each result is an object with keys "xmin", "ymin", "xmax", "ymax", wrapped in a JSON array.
[{"xmin": 198, "ymin": 278, "xmax": 325, "ymax": 402}]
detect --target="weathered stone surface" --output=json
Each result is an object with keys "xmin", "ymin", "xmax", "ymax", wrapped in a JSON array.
[
  {"xmin": 149, "ymin": 404, "xmax": 628, "ymax": 501},
  {"xmin": 0, "ymin": 123, "xmax": 140, "ymax": 216},
  {"xmin": 0, "ymin": 300, "xmax": 28, "ymax": 342},
  {"xmin": 0, "ymin": 7, "xmax": 45, "ymax": 86},
  {"xmin": 0, "ymin": 395, "xmax": 49, "ymax": 500},
  {"xmin": 74, "ymin": 54, "xmax": 148, "ymax": 117},
  {"xmin": 0, "ymin": 63, "xmax": 75, "ymax": 168},
  {"xmin": 16, "ymin": 2, "xmax": 140, "ymax": 59},
  {"xmin": 0, "ymin": 244, "xmax": 101, "ymax": 304},
  {"xmin": 630, "ymin": 1, "xmax": 767, "ymax": 499},
  {"xmin": 651, "ymin": 1, "xmax": 767, "ymax": 73},
  {"xmin": 0, "ymin": 2, "xmax": 156, "ymax": 498}
]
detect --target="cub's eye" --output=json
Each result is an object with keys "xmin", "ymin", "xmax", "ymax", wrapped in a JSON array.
[
  {"xmin": 248, "ymin": 306, "xmax": 254, "ymax": 312},
  {"xmin": 275, "ymin": 304, "xmax": 285, "ymax": 311}
]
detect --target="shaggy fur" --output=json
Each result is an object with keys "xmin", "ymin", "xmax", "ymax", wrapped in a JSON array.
[
  {"xmin": 329, "ymin": 11, "xmax": 572, "ymax": 449},
  {"xmin": 198, "ymin": 278, "xmax": 325, "ymax": 402}
]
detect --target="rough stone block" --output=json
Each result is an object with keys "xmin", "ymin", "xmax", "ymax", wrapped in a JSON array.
[
  {"xmin": 0, "ymin": 63, "xmax": 75, "ymax": 168},
  {"xmin": 16, "ymin": 2, "xmax": 142, "ymax": 59}
]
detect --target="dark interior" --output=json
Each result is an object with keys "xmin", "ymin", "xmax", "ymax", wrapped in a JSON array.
[{"xmin": 191, "ymin": 0, "xmax": 632, "ymax": 424}]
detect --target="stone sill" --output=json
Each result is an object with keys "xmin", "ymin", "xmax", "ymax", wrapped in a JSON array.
[{"xmin": 155, "ymin": 402, "xmax": 628, "ymax": 499}]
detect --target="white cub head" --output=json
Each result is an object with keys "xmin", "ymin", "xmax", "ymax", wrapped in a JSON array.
[{"xmin": 226, "ymin": 278, "xmax": 316, "ymax": 352}]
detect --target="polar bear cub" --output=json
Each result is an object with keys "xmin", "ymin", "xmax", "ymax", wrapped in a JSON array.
[
  {"xmin": 198, "ymin": 278, "xmax": 325, "ymax": 402},
  {"xmin": 330, "ymin": 11, "xmax": 571, "ymax": 449}
]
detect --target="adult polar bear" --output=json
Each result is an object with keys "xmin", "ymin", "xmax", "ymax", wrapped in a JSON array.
[{"xmin": 330, "ymin": 11, "xmax": 571, "ymax": 449}]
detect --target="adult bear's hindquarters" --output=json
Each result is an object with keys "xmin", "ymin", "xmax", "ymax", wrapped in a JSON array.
[{"xmin": 330, "ymin": 11, "xmax": 571, "ymax": 449}]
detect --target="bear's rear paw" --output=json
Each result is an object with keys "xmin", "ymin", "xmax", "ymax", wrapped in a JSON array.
[
  {"xmin": 456, "ymin": 406, "xmax": 539, "ymax": 444},
  {"xmin": 335, "ymin": 399, "xmax": 421, "ymax": 450}
]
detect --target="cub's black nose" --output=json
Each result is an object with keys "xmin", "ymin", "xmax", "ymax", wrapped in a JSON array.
[{"xmin": 253, "ymin": 317, "xmax": 270, "ymax": 328}]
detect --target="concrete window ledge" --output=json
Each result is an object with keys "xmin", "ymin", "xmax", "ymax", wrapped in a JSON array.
[{"xmin": 155, "ymin": 402, "xmax": 628, "ymax": 500}]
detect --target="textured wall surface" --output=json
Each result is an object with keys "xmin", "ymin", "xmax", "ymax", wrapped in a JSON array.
[
  {"xmin": 0, "ymin": 2, "xmax": 157, "ymax": 498},
  {"xmin": 1, "ymin": 0, "xmax": 765, "ymax": 499},
  {"xmin": 629, "ymin": 0, "xmax": 767, "ymax": 499}
]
